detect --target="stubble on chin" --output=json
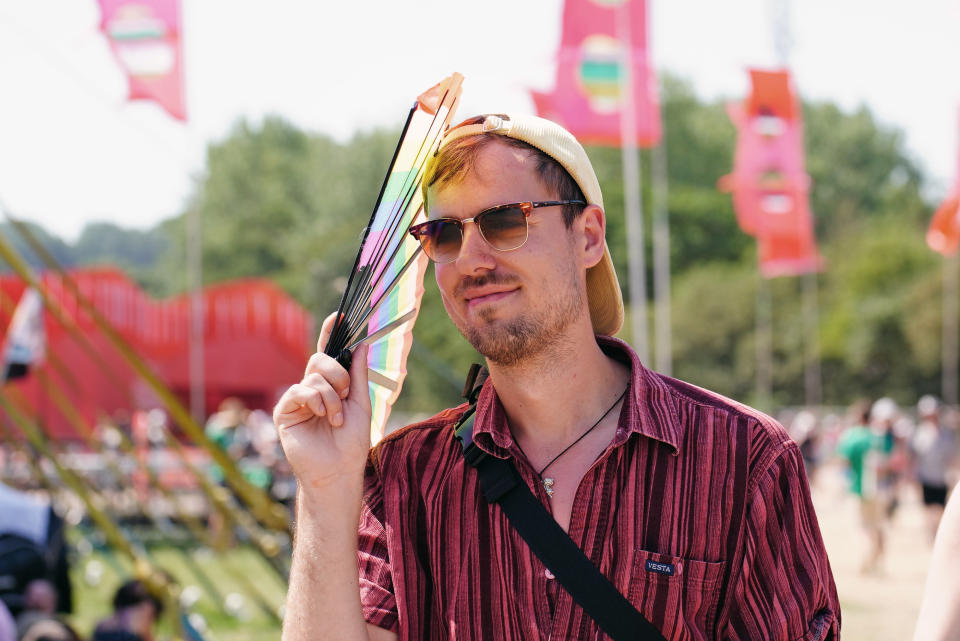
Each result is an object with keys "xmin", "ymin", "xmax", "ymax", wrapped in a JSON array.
[
  {"xmin": 464, "ymin": 315, "xmax": 538, "ymax": 367},
  {"xmin": 461, "ymin": 273, "xmax": 584, "ymax": 368}
]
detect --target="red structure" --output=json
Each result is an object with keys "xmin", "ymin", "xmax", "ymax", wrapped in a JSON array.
[{"xmin": 0, "ymin": 267, "xmax": 313, "ymax": 439}]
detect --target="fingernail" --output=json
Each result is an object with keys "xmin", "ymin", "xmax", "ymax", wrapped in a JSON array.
[
  {"xmin": 332, "ymin": 413, "xmax": 342, "ymax": 426},
  {"xmin": 339, "ymin": 388, "xmax": 349, "ymax": 399}
]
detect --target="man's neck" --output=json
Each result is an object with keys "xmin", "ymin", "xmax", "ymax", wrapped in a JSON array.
[{"xmin": 486, "ymin": 326, "xmax": 631, "ymax": 448}]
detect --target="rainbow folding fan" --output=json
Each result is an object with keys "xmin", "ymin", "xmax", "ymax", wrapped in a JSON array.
[{"xmin": 324, "ymin": 73, "xmax": 463, "ymax": 442}]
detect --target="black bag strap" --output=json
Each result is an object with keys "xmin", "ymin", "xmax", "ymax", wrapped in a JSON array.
[{"xmin": 454, "ymin": 366, "xmax": 666, "ymax": 641}]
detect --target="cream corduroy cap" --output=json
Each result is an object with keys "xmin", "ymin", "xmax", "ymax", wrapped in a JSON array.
[{"xmin": 435, "ymin": 114, "xmax": 624, "ymax": 336}]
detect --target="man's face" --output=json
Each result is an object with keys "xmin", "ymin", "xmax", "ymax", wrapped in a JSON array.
[{"xmin": 426, "ymin": 140, "xmax": 592, "ymax": 366}]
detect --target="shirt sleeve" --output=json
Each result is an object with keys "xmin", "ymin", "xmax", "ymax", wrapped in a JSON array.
[
  {"xmin": 723, "ymin": 444, "xmax": 841, "ymax": 641},
  {"xmin": 357, "ymin": 457, "xmax": 399, "ymax": 632}
]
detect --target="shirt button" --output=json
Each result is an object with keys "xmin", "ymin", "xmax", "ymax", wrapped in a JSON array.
[{"xmin": 544, "ymin": 569, "xmax": 555, "ymax": 580}]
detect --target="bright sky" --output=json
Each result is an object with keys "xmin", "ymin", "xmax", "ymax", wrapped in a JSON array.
[{"xmin": 1, "ymin": 0, "xmax": 958, "ymax": 241}]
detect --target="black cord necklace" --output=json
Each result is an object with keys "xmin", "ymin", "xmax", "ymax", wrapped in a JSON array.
[{"xmin": 514, "ymin": 386, "xmax": 629, "ymax": 498}]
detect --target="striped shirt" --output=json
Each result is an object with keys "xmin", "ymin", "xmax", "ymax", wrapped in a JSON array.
[{"xmin": 358, "ymin": 336, "xmax": 840, "ymax": 640}]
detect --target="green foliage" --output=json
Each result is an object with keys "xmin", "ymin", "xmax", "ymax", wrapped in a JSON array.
[
  {"xmin": 804, "ymin": 103, "xmax": 927, "ymax": 235},
  {"xmin": 72, "ymin": 222, "xmax": 173, "ymax": 293},
  {"xmin": 74, "ymin": 222, "xmax": 170, "ymax": 269},
  {"xmin": 0, "ymin": 221, "xmax": 75, "ymax": 272},
  {"xmin": 11, "ymin": 76, "xmax": 954, "ymax": 411},
  {"xmin": 670, "ymin": 257, "xmax": 759, "ymax": 402}
]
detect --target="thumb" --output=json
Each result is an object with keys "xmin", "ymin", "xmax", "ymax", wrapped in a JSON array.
[
  {"xmin": 317, "ymin": 311, "xmax": 339, "ymax": 352},
  {"xmin": 349, "ymin": 344, "xmax": 372, "ymax": 415}
]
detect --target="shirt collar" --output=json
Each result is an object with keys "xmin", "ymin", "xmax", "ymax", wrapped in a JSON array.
[{"xmin": 472, "ymin": 336, "xmax": 683, "ymax": 458}]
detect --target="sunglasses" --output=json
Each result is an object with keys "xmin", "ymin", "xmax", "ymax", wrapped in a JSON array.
[{"xmin": 408, "ymin": 200, "xmax": 586, "ymax": 263}]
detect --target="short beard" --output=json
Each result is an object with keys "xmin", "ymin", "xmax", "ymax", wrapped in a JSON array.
[{"xmin": 456, "ymin": 263, "xmax": 585, "ymax": 368}]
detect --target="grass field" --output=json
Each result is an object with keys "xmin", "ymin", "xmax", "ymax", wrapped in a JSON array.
[{"xmin": 69, "ymin": 543, "xmax": 285, "ymax": 641}]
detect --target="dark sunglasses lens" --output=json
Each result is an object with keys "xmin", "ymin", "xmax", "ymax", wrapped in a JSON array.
[
  {"xmin": 419, "ymin": 220, "xmax": 462, "ymax": 262},
  {"xmin": 478, "ymin": 207, "xmax": 527, "ymax": 251}
]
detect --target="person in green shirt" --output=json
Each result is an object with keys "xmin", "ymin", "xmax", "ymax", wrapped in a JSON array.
[{"xmin": 837, "ymin": 398, "xmax": 896, "ymax": 573}]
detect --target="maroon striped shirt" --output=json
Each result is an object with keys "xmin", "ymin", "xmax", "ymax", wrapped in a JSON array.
[{"xmin": 358, "ymin": 337, "xmax": 839, "ymax": 640}]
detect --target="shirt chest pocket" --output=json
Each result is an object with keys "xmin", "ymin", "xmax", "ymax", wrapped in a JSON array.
[{"xmin": 609, "ymin": 548, "xmax": 725, "ymax": 641}]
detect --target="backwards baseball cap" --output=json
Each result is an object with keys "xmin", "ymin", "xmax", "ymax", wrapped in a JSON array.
[{"xmin": 431, "ymin": 113, "xmax": 624, "ymax": 336}]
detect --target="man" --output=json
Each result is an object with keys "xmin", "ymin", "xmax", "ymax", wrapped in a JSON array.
[
  {"xmin": 92, "ymin": 579, "xmax": 163, "ymax": 641},
  {"xmin": 911, "ymin": 395, "xmax": 958, "ymax": 541},
  {"xmin": 836, "ymin": 400, "xmax": 889, "ymax": 574},
  {"xmin": 0, "ymin": 483, "xmax": 71, "ymax": 618},
  {"xmin": 274, "ymin": 114, "xmax": 839, "ymax": 640}
]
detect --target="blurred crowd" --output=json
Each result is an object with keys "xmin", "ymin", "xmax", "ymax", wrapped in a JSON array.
[
  {"xmin": 0, "ymin": 397, "xmax": 297, "ymax": 523},
  {"xmin": 784, "ymin": 394, "xmax": 959, "ymax": 575},
  {"xmin": 0, "ymin": 396, "xmax": 292, "ymax": 641},
  {"xmin": 0, "ymin": 478, "xmax": 164, "ymax": 641},
  {"xmin": 201, "ymin": 398, "xmax": 297, "ymax": 507},
  {"xmin": 0, "ymin": 575, "xmax": 163, "ymax": 641}
]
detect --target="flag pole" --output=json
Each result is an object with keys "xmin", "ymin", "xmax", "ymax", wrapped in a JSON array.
[
  {"xmin": 754, "ymin": 0, "xmax": 787, "ymax": 410},
  {"xmin": 943, "ymin": 253, "xmax": 959, "ymax": 406},
  {"xmin": 770, "ymin": 0, "xmax": 823, "ymax": 408},
  {"xmin": 616, "ymin": 4, "xmax": 649, "ymax": 363},
  {"xmin": 652, "ymin": 135, "xmax": 671, "ymax": 375},
  {"xmin": 188, "ymin": 207, "xmax": 205, "ymax": 425},
  {"xmin": 180, "ymin": 0, "xmax": 205, "ymax": 427},
  {"xmin": 756, "ymin": 273, "xmax": 773, "ymax": 410},
  {"xmin": 802, "ymin": 271, "xmax": 822, "ymax": 405}
]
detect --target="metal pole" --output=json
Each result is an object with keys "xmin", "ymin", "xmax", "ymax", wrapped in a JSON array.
[
  {"xmin": 652, "ymin": 139, "xmax": 671, "ymax": 376},
  {"xmin": 188, "ymin": 207, "xmax": 205, "ymax": 425},
  {"xmin": 616, "ymin": 4, "xmax": 649, "ymax": 363},
  {"xmin": 756, "ymin": 276, "xmax": 773, "ymax": 410},
  {"xmin": 802, "ymin": 271, "xmax": 821, "ymax": 406},
  {"xmin": 943, "ymin": 254, "xmax": 959, "ymax": 406},
  {"xmin": 768, "ymin": 0, "xmax": 793, "ymax": 67},
  {"xmin": 181, "ymin": 4, "xmax": 205, "ymax": 426}
]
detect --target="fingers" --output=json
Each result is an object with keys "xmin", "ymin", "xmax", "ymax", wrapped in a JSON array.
[
  {"xmin": 303, "ymin": 373, "xmax": 345, "ymax": 426},
  {"xmin": 275, "ymin": 312, "xmax": 371, "ymax": 435},
  {"xmin": 317, "ymin": 312, "xmax": 339, "ymax": 353},
  {"xmin": 273, "ymin": 384, "xmax": 319, "ymax": 429},
  {"xmin": 274, "ymin": 380, "xmax": 344, "ymax": 428},
  {"xmin": 294, "ymin": 382, "xmax": 325, "ymax": 415},
  {"xmin": 303, "ymin": 351, "xmax": 351, "ymax": 399},
  {"xmin": 349, "ymin": 344, "xmax": 372, "ymax": 415}
]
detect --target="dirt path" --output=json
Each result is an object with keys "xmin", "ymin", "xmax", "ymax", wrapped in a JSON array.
[{"xmin": 811, "ymin": 463, "xmax": 930, "ymax": 640}]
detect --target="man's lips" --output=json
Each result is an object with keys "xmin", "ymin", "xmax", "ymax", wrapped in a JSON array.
[{"xmin": 464, "ymin": 288, "xmax": 518, "ymax": 309}]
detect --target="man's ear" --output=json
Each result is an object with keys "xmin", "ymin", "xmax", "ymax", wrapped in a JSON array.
[{"xmin": 580, "ymin": 204, "xmax": 606, "ymax": 269}]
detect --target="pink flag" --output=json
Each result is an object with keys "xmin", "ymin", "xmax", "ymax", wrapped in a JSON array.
[
  {"xmin": 97, "ymin": 0, "xmax": 186, "ymax": 121},
  {"xmin": 925, "ymin": 194, "xmax": 960, "ymax": 256},
  {"xmin": 927, "ymin": 108, "xmax": 960, "ymax": 256},
  {"xmin": 532, "ymin": 0, "xmax": 661, "ymax": 147},
  {"xmin": 719, "ymin": 69, "xmax": 822, "ymax": 277}
]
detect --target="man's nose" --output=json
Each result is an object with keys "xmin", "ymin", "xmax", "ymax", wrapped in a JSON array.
[{"xmin": 455, "ymin": 221, "xmax": 495, "ymax": 273}]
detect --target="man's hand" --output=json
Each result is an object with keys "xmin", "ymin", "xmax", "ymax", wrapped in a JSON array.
[{"xmin": 273, "ymin": 312, "xmax": 373, "ymax": 498}]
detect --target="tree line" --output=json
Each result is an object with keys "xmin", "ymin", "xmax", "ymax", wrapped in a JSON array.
[{"xmin": 3, "ymin": 74, "xmax": 944, "ymax": 413}]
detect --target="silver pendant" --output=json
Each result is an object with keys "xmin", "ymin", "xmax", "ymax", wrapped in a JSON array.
[{"xmin": 543, "ymin": 477, "xmax": 555, "ymax": 498}]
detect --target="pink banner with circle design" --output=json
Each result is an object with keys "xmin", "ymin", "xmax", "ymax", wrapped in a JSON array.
[
  {"xmin": 532, "ymin": 0, "xmax": 661, "ymax": 148},
  {"xmin": 97, "ymin": 0, "xmax": 186, "ymax": 121},
  {"xmin": 719, "ymin": 69, "xmax": 823, "ymax": 277}
]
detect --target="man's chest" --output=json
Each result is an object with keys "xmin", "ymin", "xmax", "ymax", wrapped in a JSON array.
[{"xmin": 386, "ymin": 446, "xmax": 747, "ymax": 641}]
